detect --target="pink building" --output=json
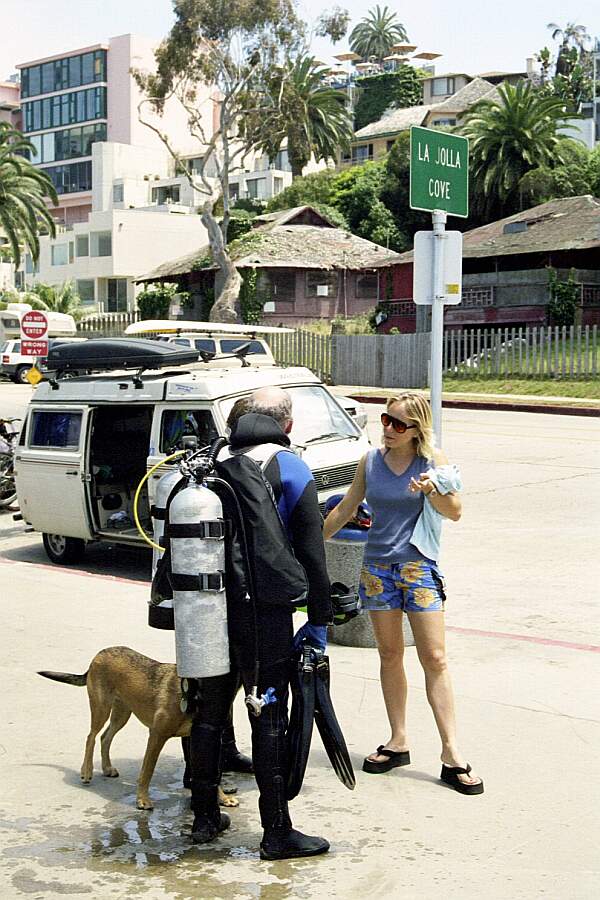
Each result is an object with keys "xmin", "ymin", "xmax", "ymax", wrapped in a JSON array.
[{"xmin": 0, "ymin": 78, "xmax": 20, "ymax": 129}]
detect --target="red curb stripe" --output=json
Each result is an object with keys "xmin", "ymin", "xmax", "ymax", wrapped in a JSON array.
[
  {"xmin": 349, "ymin": 395, "xmax": 600, "ymax": 418},
  {"xmin": 0, "ymin": 556, "xmax": 144, "ymax": 586},
  {"xmin": 446, "ymin": 625, "xmax": 600, "ymax": 653}
]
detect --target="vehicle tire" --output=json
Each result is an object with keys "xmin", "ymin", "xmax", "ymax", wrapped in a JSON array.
[
  {"xmin": 15, "ymin": 366, "xmax": 31, "ymax": 385},
  {"xmin": 0, "ymin": 453, "xmax": 17, "ymax": 509},
  {"xmin": 42, "ymin": 533, "xmax": 86, "ymax": 564}
]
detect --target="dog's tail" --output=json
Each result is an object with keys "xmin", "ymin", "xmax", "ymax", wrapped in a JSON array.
[{"xmin": 37, "ymin": 670, "xmax": 88, "ymax": 686}]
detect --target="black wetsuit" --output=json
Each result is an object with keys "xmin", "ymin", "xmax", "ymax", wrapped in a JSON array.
[{"xmin": 189, "ymin": 413, "xmax": 332, "ymax": 832}]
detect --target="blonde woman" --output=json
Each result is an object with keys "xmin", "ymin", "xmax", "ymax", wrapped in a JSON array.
[{"xmin": 323, "ymin": 393, "xmax": 483, "ymax": 795}]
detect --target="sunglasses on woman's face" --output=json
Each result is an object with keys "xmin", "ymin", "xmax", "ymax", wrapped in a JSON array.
[{"xmin": 381, "ymin": 412, "xmax": 417, "ymax": 434}]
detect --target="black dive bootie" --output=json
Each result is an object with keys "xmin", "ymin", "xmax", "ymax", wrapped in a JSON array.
[
  {"xmin": 259, "ymin": 775, "xmax": 329, "ymax": 860},
  {"xmin": 222, "ymin": 723, "xmax": 254, "ymax": 774},
  {"xmin": 189, "ymin": 722, "xmax": 230, "ymax": 845}
]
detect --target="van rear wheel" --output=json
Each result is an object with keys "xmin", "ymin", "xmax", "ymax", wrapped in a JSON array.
[{"xmin": 42, "ymin": 533, "xmax": 85, "ymax": 564}]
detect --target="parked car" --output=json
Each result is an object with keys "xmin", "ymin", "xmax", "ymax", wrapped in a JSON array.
[{"xmin": 1, "ymin": 337, "xmax": 88, "ymax": 383}]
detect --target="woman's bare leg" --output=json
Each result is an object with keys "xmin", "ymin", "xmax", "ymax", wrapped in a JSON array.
[{"xmin": 366, "ymin": 609, "xmax": 409, "ymax": 762}]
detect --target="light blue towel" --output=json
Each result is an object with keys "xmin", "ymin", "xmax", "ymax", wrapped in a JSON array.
[{"xmin": 410, "ymin": 464, "xmax": 462, "ymax": 562}]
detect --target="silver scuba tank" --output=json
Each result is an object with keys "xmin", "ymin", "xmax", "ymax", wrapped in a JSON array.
[
  {"xmin": 151, "ymin": 466, "xmax": 184, "ymax": 576},
  {"xmin": 169, "ymin": 481, "xmax": 230, "ymax": 678}
]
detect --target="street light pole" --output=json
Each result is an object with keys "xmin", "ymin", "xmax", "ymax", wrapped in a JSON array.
[{"xmin": 430, "ymin": 209, "xmax": 447, "ymax": 445}]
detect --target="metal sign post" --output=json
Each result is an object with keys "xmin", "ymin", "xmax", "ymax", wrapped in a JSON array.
[{"xmin": 410, "ymin": 125, "xmax": 469, "ymax": 445}]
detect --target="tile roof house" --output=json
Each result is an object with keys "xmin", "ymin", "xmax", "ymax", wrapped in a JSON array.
[
  {"xmin": 139, "ymin": 206, "xmax": 400, "ymax": 325},
  {"xmin": 371, "ymin": 195, "xmax": 600, "ymax": 332}
]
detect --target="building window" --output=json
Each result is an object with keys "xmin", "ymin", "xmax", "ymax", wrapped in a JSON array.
[
  {"xmin": 151, "ymin": 185, "xmax": 181, "ymax": 205},
  {"xmin": 275, "ymin": 149, "xmax": 291, "ymax": 171},
  {"xmin": 267, "ymin": 270, "xmax": 295, "ymax": 302},
  {"xmin": 431, "ymin": 118, "xmax": 457, "ymax": 127},
  {"xmin": 76, "ymin": 279, "xmax": 95, "ymax": 304},
  {"xmin": 107, "ymin": 278, "xmax": 128, "ymax": 312},
  {"xmin": 229, "ymin": 183, "xmax": 239, "ymax": 202},
  {"xmin": 69, "ymin": 242, "xmax": 74, "ymax": 263},
  {"xmin": 113, "ymin": 184, "xmax": 124, "ymax": 203},
  {"xmin": 273, "ymin": 176, "xmax": 284, "ymax": 195},
  {"xmin": 51, "ymin": 244, "xmax": 69, "ymax": 266},
  {"xmin": 246, "ymin": 178, "xmax": 266, "ymax": 200},
  {"xmin": 76, "ymin": 235, "xmax": 89, "ymax": 257},
  {"xmin": 90, "ymin": 232, "xmax": 112, "ymax": 257},
  {"xmin": 22, "ymin": 87, "xmax": 107, "ymax": 133},
  {"xmin": 43, "ymin": 160, "xmax": 92, "ymax": 195},
  {"xmin": 356, "ymin": 272, "xmax": 378, "ymax": 299},
  {"xmin": 21, "ymin": 51, "xmax": 107, "ymax": 99},
  {"xmin": 306, "ymin": 271, "xmax": 338, "ymax": 298},
  {"xmin": 25, "ymin": 254, "xmax": 39, "ymax": 275},
  {"xmin": 351, "ymin": 143, "xmax": 373, "ymax": 163},
  {"xmin": 431, "ymin": 77, "xmax": 455, "ymax": 96}
]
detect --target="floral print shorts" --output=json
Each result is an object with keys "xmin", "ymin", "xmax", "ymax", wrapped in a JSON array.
[{"xmin": 359, "ymin": 560, "xmax": 446, "ymax": 612}]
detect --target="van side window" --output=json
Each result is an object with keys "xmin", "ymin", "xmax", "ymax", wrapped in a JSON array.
[
  {"xmin": 160, "ymin": 409, "xmax": 218, "ymax": 452},
  {"xmin": 220, "ymin": 339, "xmax": 266, "ymax": 355},
  {"xmin": 193, "ymin": 339, "xmax": 217, "ymax": 353},
  {"xmin": 30, "ymin": 411, "xmax": 82, "ymax": 449}
]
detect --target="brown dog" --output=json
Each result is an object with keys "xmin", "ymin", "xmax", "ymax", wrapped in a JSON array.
[{"xmin": 38, "ymin": 646, "xmax": 240, "ymax": 811}]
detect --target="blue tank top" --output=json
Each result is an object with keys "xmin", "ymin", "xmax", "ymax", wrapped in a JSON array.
[{"xmin": 364, "ymin": 448, "xmax": 433, "ymax": 564}]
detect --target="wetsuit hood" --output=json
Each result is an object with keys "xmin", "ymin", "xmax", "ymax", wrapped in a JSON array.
[{"xmin": 229, "ymin": 413, "xmax": 290, "ymax": 450}]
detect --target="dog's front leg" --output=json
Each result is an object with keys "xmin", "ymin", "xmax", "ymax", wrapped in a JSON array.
[{"xmin": 137, "ymin": 729, "xmax": 170, "ymax": 810}]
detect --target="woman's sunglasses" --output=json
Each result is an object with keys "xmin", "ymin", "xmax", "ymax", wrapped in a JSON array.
[{"xmin": 381, "ymin": 412, "xmax": 417, "ymax": 434}]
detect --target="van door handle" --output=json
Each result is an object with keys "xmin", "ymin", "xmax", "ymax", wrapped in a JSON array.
[{"xmin": 65, "ymin": 470, "xmax": 78, "ymax": 476}]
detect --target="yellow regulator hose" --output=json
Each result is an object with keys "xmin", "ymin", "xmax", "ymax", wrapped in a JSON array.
[{"xmin": 133, "ymin": 450, "xmax": 186, "ymax": 551}]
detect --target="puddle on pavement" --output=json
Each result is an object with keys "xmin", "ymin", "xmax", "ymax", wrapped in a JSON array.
[{"xmin": 0, "ymin": 790, "xmax": 361, "ymax": 899}]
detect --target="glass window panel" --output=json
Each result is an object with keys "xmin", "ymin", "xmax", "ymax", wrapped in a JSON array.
[
  {"xmin": 69, "ymin": 93, "xmax": 77, "ymax": 124},
  {"xmin": 61, "ymin": 94, "xmax": 69, "ymax": 126},
  {"xmin": 76, "ymin": 279, "xmax": 95, "ymax": 304},
  {"xmin": 81, "ymin": 53, "xmax": 94, "ymax": 84},
  {"xmin": 68, "ymin": 128, "xmax": 82, "ymax": 158},
  {"xmin": 32, "ymin": 101, "xmax": 41, "ymax": 131},
  {"xmin": 81, "ymin": 125, "xmax": 94, "ymax": 156},
  {"xmin": 113, "ymin": 184, "xmax": 124, "ymax": 203},
  {"xmin": 90, "ymin": 232, "xmax": 112, "ymax": 257},
  {"xmin": 30, "ymin": 411, "xmax": 82, "ymax": 449},
  {"xmin": 76, "ymin": 235, "xmax": 89, "ymax": 257},
  {"xmin": 94, "ymin": 51, "xmax": 106, "ymax": 82},
  {"xmin": 69, "ymin": 242, "xmax": 74, "ymax": 263},
  {"xmin": 24, "ymin": 104, "xmax": 32, "ymax": 132},
  {"xmin": 305, "ymin": 271, "xmax": 338, "ymax": 297},
  {"xmin": 68, "ymin": 55, "xmax": 81, "ymax": 88},
  {"xmin": 21, "ymin": 69, "xmax": 29, "ymax": 98},
  {"xmin": 220, "ymin": 339, "xmax": 267, "ymax": 356},
  {"xmin": 77, "ymin": 91, "xmax": 86, "ymax": 122},
  {"xmin": 28, "ymin": 66, "xmax": 41, "ymax": 97},
  {"xmin": 107, "ymin": 278, "xmax": 128, "ymax": 312},
  {"xmin": 160, "ymin": 409, "xmax": 217, "ymax": 453},
  {"xmin": 53, "ymin": 95, "xmax": 61, "ymax": 127},
  {"xmin": 41, "ymin": 62, "xmax": 54, "ymax": 93},
  {"xmin": 42, "ymin": 132, "xmax": 55, "ymax": 163},
  {"xmin": 29, "ymin": 134, "xmax": 42, "ymax": 161},
  {"xmin": 51, "ymin": 244, "xmax": 69, "ymax": 266},
  {"xmin": 96, "ymin": 122, "xmax": 106, "ymax": 143},
  {"xmin": 42, "ymin": 97, "xmax": 52, "ymax": 129}
]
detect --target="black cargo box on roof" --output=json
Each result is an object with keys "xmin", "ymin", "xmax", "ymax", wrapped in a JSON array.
[{"xmin": 45, "ymin": 338, "xmax": 200, "ymax": 372}]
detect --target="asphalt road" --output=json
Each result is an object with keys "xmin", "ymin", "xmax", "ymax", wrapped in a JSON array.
[{"xmin": 1, "ymin": 381, "xmax": 599, "ymax": 898}]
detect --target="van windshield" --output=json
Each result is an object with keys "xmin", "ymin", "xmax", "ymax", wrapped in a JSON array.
[{"xmin": 219, "ymin": 385, "xmax": 359, "ymax": 444}]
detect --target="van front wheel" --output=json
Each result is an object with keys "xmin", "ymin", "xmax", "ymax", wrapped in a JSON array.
[{"xmin": 42, "ymin": 533, "xmax": 85, "ymax": 564}]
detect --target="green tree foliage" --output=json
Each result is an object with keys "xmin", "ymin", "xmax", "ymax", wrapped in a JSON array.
[
  {"xmin": 353, "ymin": 69, "xmax": 423, "ymax": 130},
  {"xmin": 239, "ymin": 268, "xmax": 264, "ymax": 324},
  {"xmin": 547, "ymin": 22, "xmax": 590, "ymax": 75},
  {"xmin": 0, "ymin": 123, "xmax": 58, "ymax": 268},
  {"xmin": 25, "ymin": 281, "xmax": 86, "ymax": 320},
  {"xmin": 350, "ymin": 5, "xmax": 408, "ymax": 63},
  {"xmin": 519, "ymin": 139, "xmax": 592, "ymax": 206},
  {"xmin": 136, "ymin": 283, "xmax": 189, "ymax": 320},
  {"xmin": 460, "ymin": 81, "xmax": 571, "ymax": 219},
  {"xmin": 133, "ymin": 0, "xmax": 305, "ymax": 323},
  {"xmin": 249, "ymin": 55, "xmax": 353, "ymax": 178},
  {"xmin": 588, "ymin": 145, "xmax": 600, "ymax": 197},
  {"xmin": 266, "ymin": 169, "xmax": 339, "ymax": 211},
  {"xmin": 315, "ymin": 7, "xmax": 350, "ymax": 43},
  {"xmin": 380, "ymin": 131, "xmax": 432, "ymax": 240},
  {"xmin": 547, "ymin": 268, "xmax": 579, "ymax": 326},
  {"xmin": 331, "ymin": 161, "xmax": 403, "ymax": 250}
]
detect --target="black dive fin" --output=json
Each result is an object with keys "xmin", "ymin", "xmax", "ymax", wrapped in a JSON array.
[
  {"xmin": 314, "ymin": 654, "xmax": 356, "ymax": 791},
  {"xmin": 286, "ymin": 647, "xmax": 316, "ymax": 800}
]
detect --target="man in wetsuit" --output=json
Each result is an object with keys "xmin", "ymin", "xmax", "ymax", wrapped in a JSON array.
[{"xmin": 188, "ymin": 386, "xmax": 332, "ymax": 860}]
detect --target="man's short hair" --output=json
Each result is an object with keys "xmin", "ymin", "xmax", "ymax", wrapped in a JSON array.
[
  {"xmin": 248, "ymin": 387, "xmax": 292, "ymax": 427},
  {"xmin": 226, "ymin": 396, "xmax": 253, "ymax": 431}
]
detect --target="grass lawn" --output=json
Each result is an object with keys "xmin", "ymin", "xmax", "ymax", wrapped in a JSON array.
[{"xmin": 442, "ymin": 377, "xmax": 600, "ymax": 400}]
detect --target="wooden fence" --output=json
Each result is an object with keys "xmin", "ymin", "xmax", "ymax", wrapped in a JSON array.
[
  {"xmin": 443, "ymin": 325, "xmax": 599, "ymax": 379},
  {"xmin": 77, "ymin": 311, "xmax": 139, "ymax": 337},
  {"xmin": 267, "ymin": 330, "xmax": 332, "ymax": 383}
]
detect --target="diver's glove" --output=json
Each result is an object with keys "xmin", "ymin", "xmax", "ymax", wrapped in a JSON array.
[{"xmin": 293, "ymin": 622, "xmax": 327, "ymax": 652}]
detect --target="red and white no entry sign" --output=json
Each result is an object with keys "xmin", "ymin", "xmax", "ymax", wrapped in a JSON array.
[{"xmin": 21, "ymin": 310, "xmax": 49, "ymax": 357}]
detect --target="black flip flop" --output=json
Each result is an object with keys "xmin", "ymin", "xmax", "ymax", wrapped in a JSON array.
[
  {"xmin": 440, "ymin": 764, "xmax": 484, "ymax": 795},
  {"xmin": 362, "ymin": 745, "xmax": 411, "ymax": 774}
]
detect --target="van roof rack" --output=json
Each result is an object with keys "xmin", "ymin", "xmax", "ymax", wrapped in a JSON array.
[{"xmin": 45, "ymin": 338, "xmax": 200, "ymax": 378}]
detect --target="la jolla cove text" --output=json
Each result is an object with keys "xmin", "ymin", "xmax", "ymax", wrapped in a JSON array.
[{"xmin": 418, "ymin": 140, "xmax": 462, "ymax": 200}]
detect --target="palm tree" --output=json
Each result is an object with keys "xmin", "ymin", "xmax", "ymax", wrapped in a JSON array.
[
  {"xmin": 461, "ymin": 81, "xmax": 571, "ymax": 219},
  {"xmin": 26, "ymin": 281, "xmax": 87, "ymax": 320},
  {"xmin": 350, "ymin": 5, "xmax": 409, "ymax": 64},
  {"xmin": 0, "ymin": 123, "xmax": 58, "ymax": 268},
  {"xmin": 254, "ymin": 56, "xmax": 353, "ymax": 179},
  {"xmin": 547, "ymin": 22, "xmax": 590, "ymax": 76}
]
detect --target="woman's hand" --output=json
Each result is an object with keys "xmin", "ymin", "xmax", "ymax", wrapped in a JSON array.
[{"xmin": 409, "ymin": 474, "xmax": 436, "ymax": 496}]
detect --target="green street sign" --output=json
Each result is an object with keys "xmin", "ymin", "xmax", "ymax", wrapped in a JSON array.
[{"xmin": 410, "ymin": 126, "xmax": 469, "ymax": 218}]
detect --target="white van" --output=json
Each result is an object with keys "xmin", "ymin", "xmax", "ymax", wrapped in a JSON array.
[{"xmin": 14, "ymin": 339, "xmax": 370, "ymax": 564}]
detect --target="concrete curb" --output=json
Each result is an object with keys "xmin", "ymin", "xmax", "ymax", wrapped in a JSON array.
[{"xmin": 349, "ymin": 394, "xmax": 600, "ymax": 417}]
